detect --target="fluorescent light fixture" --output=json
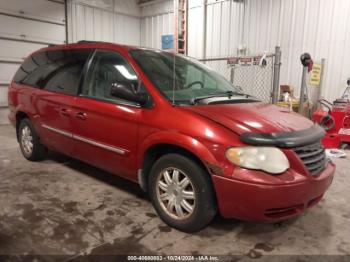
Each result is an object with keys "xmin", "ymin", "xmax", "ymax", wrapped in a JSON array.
[{"xmin": 115, "ymin": 65, "xmax": 137, "ymax": 80}]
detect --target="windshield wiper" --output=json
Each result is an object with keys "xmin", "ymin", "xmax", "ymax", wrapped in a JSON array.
[{"xmin": 190, "ymin": 91, "xmax": 246, "ymax": 105}]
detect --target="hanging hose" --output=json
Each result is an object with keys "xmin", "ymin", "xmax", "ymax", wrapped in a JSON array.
[
  {"xmin": 318, "ymin": 99, "xmax": 335, "ymax": 131},
  {"xmin": 319, "ymin": 114, "xmax": 335, "ymax": 131}
]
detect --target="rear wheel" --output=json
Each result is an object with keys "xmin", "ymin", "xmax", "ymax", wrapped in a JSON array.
[
  {"xmin": 18, "ymin": 118, "xmax": 47, "ymax": 161},
  {"xmin": 149, "ymin": 153, "xmax": 217, "ymax": 232}
]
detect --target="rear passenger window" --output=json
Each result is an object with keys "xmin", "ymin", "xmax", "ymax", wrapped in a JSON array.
[
  {"xmin": 13, "ymin": 49, "xmax": 92, "ymax": 95},
  {"xmin": 44, "ymin": 61, "xmax": 85, "ymax": 95},
  {"xmin": 13, "ymin": 56, "xmax": 38, "ymax": 85}
]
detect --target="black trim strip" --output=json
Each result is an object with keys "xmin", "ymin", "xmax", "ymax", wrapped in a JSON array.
[
  {"xmin": 78, "ymin": 94, "xmax": 142, "ymax": 108},
  {"xmin": 240, "ymin": 124, "xmax": 325, "ymax": 148},
  {"xmin": 46, "ymin": 0, "xmax": 65, "ymax": 4}
]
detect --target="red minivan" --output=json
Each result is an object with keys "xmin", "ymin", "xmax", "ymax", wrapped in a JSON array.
[{"xmin": 8, "ymin": 42, "xmax": 335, "ymax": 232}]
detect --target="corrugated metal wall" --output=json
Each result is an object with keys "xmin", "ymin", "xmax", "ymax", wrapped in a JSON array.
[
  {"xmin": 140, "ymin": 0, "xmax": 174, "ymax": 49},
  {"xmin": 187, "ymin": 0, "xmax": 204, "ymax": 58},
  {"xmin": 187, "ymin": 0, "xmax": 245, "ymax": 59},
  {"xmin": 67, "ymin": 0, "xmax": 141, "ymax": 45},
  {"xmin": 186, "ymin": 0, "xmax": 350, "ymax": 101},
  {"xmin": 244, "ymin": 0, "xmax": 350, "ymax": 101},
  {"xmin": 2, "ymin": 0, "xmax": 348, "ymax": 106}
]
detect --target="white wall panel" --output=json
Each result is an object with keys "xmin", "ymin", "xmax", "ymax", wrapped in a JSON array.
[
  {"xmin": 244, "ymin": 0, "xmax": 350, "ymax": 102},
  {"xmin": 187, "ymin": 0, "xmax": 244, "ymax": 59},
  {"xmin": 140, "ymin": 0, "xmax": 174, "ymax": 49},
  {"xmin": 141, "ymin": 13, "xmax": 174, "ymax": 49},
  {"xmin": 0, "ymin": 0, "xmax": 65, "ymax": 24},
  {"xmin": 0, "ymin": 40, "xmax": 47, "ymax": 61},
  {"xmin": 0, "ymin": 15, "xmax": 65, "ymax": 44},
  {"xmin": 187, "ymin": 3, "xmax": 203, "ymax": 58},
  {"xmin": 0, "ymin": 63, "xmax": 20, "ymax": 84},
  {"xmin": 185, "ymin": 0, "xmax": 350, "ymax": 101},
  {"xmin": 0, "ymin": 0, "xmax": 66, "ymax": 107},
  {"xmin": 141, "ymin": 0, "xmax": 173, "ymax": 17},
  {"xmin": 68, "ymin": 0, "xmax": 141, "ymax": 45},
  {"xmin": 74, "ymin": 0, "xmax": 140, "ymax": 16},
  {"xmin": 114, "ymin": 13, "xmax": 141, "ymax": 45}
]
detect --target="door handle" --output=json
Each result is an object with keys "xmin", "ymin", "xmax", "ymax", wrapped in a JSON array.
[
  {"xmin": 60, "ymin": 108, "xmax": 71, "ymax": 117},
  {"xmin": 75, "ymin": 112, "xmax": 87, "ymax": 120}
]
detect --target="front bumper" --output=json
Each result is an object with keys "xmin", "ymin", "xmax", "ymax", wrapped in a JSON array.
[{"xmin": 212, "ymin": 161, "xmax": 335, "ymax": 221}]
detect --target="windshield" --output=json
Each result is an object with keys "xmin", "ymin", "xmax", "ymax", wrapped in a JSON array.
[{"xmin": 129, "ymin": 49, "xmax": 244, "ymax": 104}]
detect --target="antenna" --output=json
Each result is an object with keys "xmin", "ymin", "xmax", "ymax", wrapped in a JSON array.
[{"xmin": 172, "ymin": 52, "xmax": 176, "ymax": 105}]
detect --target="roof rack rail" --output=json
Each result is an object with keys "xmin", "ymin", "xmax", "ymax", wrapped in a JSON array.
[{"xmin": 77, "ymin": 40, "xmax": 102, "ymax": 44}]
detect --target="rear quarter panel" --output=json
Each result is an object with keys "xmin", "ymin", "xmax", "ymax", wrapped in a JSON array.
[{"xmin": 8, "ymin": 82, "xmax": 42, "ymax": 130}]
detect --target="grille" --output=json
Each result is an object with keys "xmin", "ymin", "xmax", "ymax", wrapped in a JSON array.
[{"xmin": 293, "ymin": 142, "xmax": 327, "ymax": 176}]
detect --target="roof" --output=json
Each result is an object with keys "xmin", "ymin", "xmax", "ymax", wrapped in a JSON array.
[
  {"xmin": 31, "ymin": 40, "xmax": 174, "ymax": 58},
  {"xmin": 43, "ymin": 40, "xmax": 151, "ymax": 52}
]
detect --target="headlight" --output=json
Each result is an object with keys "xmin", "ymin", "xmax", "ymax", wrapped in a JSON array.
[{"xmin": 225, "ymin": 147, "xmax": 289, "ymax": 174}]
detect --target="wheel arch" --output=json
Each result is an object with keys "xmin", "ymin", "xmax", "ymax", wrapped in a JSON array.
[{"xmin": 137, "ymin": 132, "xmax": 221, "ymax": 192}]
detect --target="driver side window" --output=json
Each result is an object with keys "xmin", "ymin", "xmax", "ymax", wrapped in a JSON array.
[{"xmin": 82, "ymin": 50, "xmax": 139, "ymax": 103}]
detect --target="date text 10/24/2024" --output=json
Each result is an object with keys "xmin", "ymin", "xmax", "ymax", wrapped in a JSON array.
[{"xmin": 127, "ymin": 256, "xmax": 219, "ymax": 261}]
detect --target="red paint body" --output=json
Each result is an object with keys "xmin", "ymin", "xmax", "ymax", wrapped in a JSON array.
[{"xmin": 8, "ymin": 43, "xmax": 335, "ymax": 222}]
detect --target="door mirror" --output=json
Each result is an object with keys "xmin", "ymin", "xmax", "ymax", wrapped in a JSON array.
[{"xmin": 110, "ymin": 82, "xmax": 149, "ymax": 105}]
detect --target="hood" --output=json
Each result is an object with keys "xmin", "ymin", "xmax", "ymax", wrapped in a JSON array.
[{"xmin": 182, "ymin": 102, "xmax": 314, "ymax": 135}]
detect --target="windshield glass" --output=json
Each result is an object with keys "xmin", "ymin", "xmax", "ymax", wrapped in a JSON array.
[{"xmin": 129, "ymin": 49, "xmax": 244, "ymax": 104}]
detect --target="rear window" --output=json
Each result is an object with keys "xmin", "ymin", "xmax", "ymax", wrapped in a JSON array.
[{"xmin": 13, "ymin": 49, "xmax": 92, "ymax": 95}]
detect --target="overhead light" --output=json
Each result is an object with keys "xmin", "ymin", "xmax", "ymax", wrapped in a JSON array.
[{"xmin": 115, "ymin": 65, "xmax": 137, "ymax": 80}]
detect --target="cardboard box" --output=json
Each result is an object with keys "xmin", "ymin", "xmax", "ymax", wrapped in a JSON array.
[{"xmin": 280, "ymin": 85, "xmax": 294, "ymax": 96}]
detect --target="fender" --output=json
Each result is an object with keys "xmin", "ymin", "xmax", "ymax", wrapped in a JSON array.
[{"xmin": 138, "ymin": 131, "xmax": 220, "ymax": 171}]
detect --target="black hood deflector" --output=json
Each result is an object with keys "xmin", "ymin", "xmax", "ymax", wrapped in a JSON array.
[{"xmin": 241, "ymin": 124, "xmax": 325, "ymax": 148}]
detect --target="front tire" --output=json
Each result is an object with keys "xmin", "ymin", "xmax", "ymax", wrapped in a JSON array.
[
  {"xmin": 18, "ymin": 118, "xmax": 47, "ymax": 161},
  {"xmin": 149, "ymin": 153, "xmax": 217, "ymax": 232}
]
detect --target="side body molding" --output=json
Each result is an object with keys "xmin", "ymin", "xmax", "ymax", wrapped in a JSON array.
[{"xmin": 41, "ymin": 124, "xmax": 128, "ymax": 155}]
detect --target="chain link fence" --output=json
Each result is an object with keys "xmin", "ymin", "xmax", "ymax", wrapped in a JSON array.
[{"xmin": 200, "ymin": 49, "xmax": 280, "ymax": 103}]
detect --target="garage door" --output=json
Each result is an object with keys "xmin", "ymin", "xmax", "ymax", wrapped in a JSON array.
[{"xmin": 0, "ymin": 0, "xmax": 66, "ymax": 107}]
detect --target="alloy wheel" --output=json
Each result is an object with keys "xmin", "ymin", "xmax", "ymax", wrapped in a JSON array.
[
  {"xmin": 156, "ymin": 167, "xmax": 196, "ymax": 220},
  {"xmin": 20, "ymin": 126, "xmax": 33, "ymax": 156}
]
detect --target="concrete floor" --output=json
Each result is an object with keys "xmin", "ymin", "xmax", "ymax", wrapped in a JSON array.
[
  {"xmin": 0, "ymin": 108, "xmax": 9, "ymax": 125},
  {"xmin": 0, "ymin": 124, "xmax": 350, "ymax": 259}
]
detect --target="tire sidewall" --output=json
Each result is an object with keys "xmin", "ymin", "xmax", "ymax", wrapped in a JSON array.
[
  {"xmin": 149, "ymin": 154, "xmax": 216, "ymax": 232},
  {"xmin": 18, "ymin": 118, "xmax": 46, "ymax": 161},
  {"xmin": 18, "ymin": 119, "xmax": 34, "ymax": 159}
]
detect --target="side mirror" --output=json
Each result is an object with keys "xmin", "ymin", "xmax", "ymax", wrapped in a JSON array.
[{"xmin": 110, "ymin": 82, "xmax": 149, "ymax": 106}]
